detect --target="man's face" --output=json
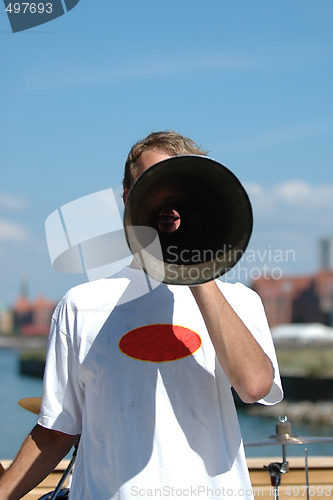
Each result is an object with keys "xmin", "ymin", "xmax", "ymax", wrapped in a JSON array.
[
  {"xmin": 123, "ymin": 149, "xmax": 181, "ymax": 234},
  {"xmin": 135, "ymin": 149, "xmax": 172, "ymax": 179}
]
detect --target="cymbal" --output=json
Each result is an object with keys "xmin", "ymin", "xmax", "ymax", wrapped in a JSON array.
[
  {"xmin": 18, "ymin": 397, "xmax": 42, "ymax": 415},
  {"xmin": 245, "ymin": 433, "xmax": 333, "ymax": 447}
]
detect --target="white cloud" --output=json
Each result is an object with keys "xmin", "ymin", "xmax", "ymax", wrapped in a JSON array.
[
  {"xmin": 0, "ymin": 193, "xmax": 27, "ymax": 211},
  {"xmin": 272, "ymin": 180, "xmax": 333, "ymax": 210},
  {"xmin": 242, "ymin": 180, "xmax": 333, "ymax": 277},
  {"xmin": 0, "ymin": 219, "xmax": 30, "ymax": 242},
  {"xmin": 246, "ymin": 180, "xmax": 333, "ymax": 212}
]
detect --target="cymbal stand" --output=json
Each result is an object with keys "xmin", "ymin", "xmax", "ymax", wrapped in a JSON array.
[
  {"xmin": 49, "ymin": 441, "xmax": 78, "ymax": 500},
  {"xmin": 304, "ymin": 448, "xmax": 309, "ymax": 500},
  {"xmin": 264, "ymin": 444, "xmax": 289, "ymax": 500}
]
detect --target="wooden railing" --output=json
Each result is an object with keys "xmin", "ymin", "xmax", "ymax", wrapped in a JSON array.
[{"xmin": 1, "ymin": 457, "xmax": 333, "ymax": 499}]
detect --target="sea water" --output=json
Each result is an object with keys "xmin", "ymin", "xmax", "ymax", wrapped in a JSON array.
[{"xmin": 1, "ymin": 349, "xmax": 333, "ymax": 461}]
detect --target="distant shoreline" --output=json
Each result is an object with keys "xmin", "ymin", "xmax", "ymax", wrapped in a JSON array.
[
  {"xmin": 244, "ymin": 399, "xmax": 333, "ymax": 427},
  {"xmin": 0, "ymin": 334, "xmax": 48, "ymax": 352}
]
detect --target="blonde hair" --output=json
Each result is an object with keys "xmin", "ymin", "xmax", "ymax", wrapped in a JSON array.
[{"xmin": 123, "ymin": 130, "xmax": 208, "ymax": 189}]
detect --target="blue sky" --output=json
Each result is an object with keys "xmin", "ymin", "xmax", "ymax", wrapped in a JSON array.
[{"xmin": 1, "ymin": 0, "xmax": 333, "ymax": 306}]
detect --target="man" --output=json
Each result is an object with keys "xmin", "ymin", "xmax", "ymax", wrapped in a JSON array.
[{"xmin": 0, "ymin": 131, "xmax": 283, "ymax": 499}]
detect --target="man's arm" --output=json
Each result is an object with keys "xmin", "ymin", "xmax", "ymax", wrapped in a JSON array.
[
  {"xmin": 0, "ymin": 424, "xmax": 79, "ymax": 500},
  {"xmin": 190, "ymin": 280, "xmax": 274, "ymax": 404}
]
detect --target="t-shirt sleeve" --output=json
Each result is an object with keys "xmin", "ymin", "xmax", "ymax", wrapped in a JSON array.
[
  {"xmin": 38, "ymin": 299, "xmax": 84, "ymax": 435},
  {"xmin": 216, "ymin": 281, "xmax": 283, "ymax": 406}
]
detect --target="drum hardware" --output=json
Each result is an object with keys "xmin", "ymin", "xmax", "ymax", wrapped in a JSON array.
[
  {"xmin": 245, "ymin": 416, "xmax": 333, "ymax": 500},
  {"xmin": 244, "ymin": 415, "xmax": 333, "ymax": 447},
  {"xmin": 263, "ymin": 455, "xmax": 289, "ymax": 500},
  {"xmin": 38, "ymin": 488, "xmax": 70, "ymax": 499},
  {"xmin": 124, "ymin": 155, "xmax": 253, "ymax": 285},
  {"xmin": 18, "ymin": 397, "xmax": 42, "ymax": 415},
  {"xmin": 44, "ymin": 440, "xmax": 79, "ymax": 500},
  {"xmin": 263, "ymin": 420, "xmax": 289, "ymax": 500},
  {"xmin": 304, "ymin": 448, "xmax": 310, "ymax": 500}
]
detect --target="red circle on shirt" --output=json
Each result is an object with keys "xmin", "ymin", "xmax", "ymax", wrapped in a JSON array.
[{"xmin": 119, "ymin": 324, "xmax": 201, "ymax": 362}]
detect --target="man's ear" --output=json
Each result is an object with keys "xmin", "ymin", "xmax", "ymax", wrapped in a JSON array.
[{"xmin": 123, "ymin": 188, "xmax": 130, "ymax": 205}]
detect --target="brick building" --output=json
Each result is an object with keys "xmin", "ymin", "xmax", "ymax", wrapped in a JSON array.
[
  {"xmin": 251, "ymin": 270, "xmax": 333, "ymax": 328},
  {"xmin": 13, "ymin": 294, "xmax": 56, "ymax": 336},
  {"xmin": 0, "ymin": 302, "xmax": 13, "ymax": 335}
]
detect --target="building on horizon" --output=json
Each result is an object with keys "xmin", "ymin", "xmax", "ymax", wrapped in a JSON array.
[
  {"xmin": 0, "ymin": 302, "xmax": 13, "ymax": 335},
  {"xmin": 251, "ymin": 270, "xmax": 333, "ymax": 328},
  {"xmin": 319, "ymin": 237, "xmax": 333, "ymax": 271},
  {"xmin": 12, "ymin": 294, "xmax": 56, "ymax": 336}
]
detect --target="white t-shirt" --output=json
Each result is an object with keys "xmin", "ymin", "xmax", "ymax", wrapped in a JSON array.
[{"xmin": 38, "ymin": 266, "xmax": 283, "ymax": 500}]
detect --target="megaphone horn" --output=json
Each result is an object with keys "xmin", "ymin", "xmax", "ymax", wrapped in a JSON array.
[{"xmin": 124, "ymin": 155, "xmax": 253, "ymax": 285}]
